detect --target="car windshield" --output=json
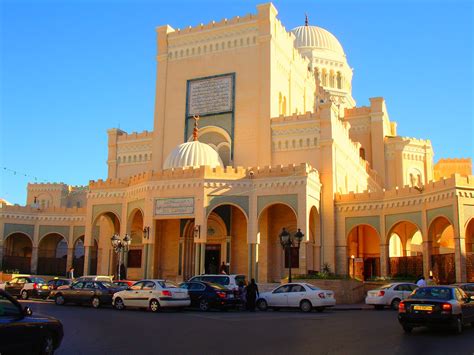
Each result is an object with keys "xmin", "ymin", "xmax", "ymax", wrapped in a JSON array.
[
  {"xmin": 411, "ymin": 287, "xmax": 453, "ymax": 300},
  {"xmin": 32, "ymin": 278, "xmax": 45, "ymax": 284},
  {"xmin": 304, "ymin": 284, "xmax": 320, "ymax": 291},
  {"xmin": 157, "ymin": 281, "xmax": 178, "ymax": 288}
]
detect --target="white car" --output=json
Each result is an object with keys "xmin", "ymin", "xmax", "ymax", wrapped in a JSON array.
[
  {"xmin": 112, "ymin": 279, "xmax": 190, "ymax": 312},
  {"xmin": 365, "ymin": 282, "xmax": 418, "ymax": 310},
  {"xmin": 257, "ymin": 283, "xmax": 336, "ymax": 313}
]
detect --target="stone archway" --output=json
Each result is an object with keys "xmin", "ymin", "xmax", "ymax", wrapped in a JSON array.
[
  {"xmin": 307, "ymin": 206, "xmax": 321, "ymax": 273},
  {"xmin": 387, "ymin": 221, "xmax": 423, "ymax": 279},
  {"xmin": 92, "ymin": 212, "xmax": 121, "ymax": 276},
  {"xmin": 429, "ymin": 216, "xmax": 455, "ymax": 284},
  {"xmin": 3, "ymin": 233, "xmax": 33, "ymax": 273},
  {"xmin": 258, "ymin": 203, "xmax": 297, "ymax": 282},
  {"xmin": 466, "ymin": 219, "xmax": 474, "ymax": 282},
  {"xmin": 127, "ymin": 209, "xmax": 144, "ymax": 280},
  {"xmin": 206, "ymin": 204, "xmax": 248, "ymax": 276},
  {"xmin": 347, "ymin": 225, "xmax": 381, "ymax": 280},
  {"xmin": 38, "ymin": 233, "xmax": 68, "ymax": 276}
]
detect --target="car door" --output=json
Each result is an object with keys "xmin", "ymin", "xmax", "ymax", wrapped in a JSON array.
[
  {"xmin": 287, "ymin": 284, "xmax": 306, "ymax": 307},
  {"xmin": 391, "ymin": 284, "xmax": 405, "ymax": 302},
  {"xmin": 80, "ymin": 282, "xmax": 97, "ymax": 304},
  {"xmin": 0, "ymin": 293, "xmax": 35, "ymax": 353},
  {"xmin": 4, "ymin": 278, "xmax": 20, "ymax": 296},
  {"xmin": 68, "ymin": 282, "xmax": 85, "ymax": 303},
  {"xmin": 138, "ymin": 281, "xmax": 156, "ymax": 306},
  {"xmin": 457, "ymin": 288, "xmax": 474, "ymax": 320},
  {"xmin": 123, "ymin": 281, "xmax": 145, "ymax": 307},
  {"xmin": 269, "ymin": 285, "xmax": 291, "ymax": 307},
  {"xmin": 188, "ymin": 282, "xmax": 206, "ymax": 306}
]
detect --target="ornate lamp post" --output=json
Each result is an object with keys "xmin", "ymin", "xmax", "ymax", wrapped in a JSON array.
[
  {"xmin": 110, "ymin": 234, "xmax": 132, "ymax": 280},
  {"xmin": 279, "ymin": 228, "xmax": 304, "ymax": 283}
]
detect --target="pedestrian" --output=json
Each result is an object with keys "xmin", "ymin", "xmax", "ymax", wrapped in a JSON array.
[
  {"xmin": 245, "ymin": 278, "xmax": 259, "ymax": 312},
  {"xmin": 219, "ymin": 262, "xmax": 227, "ymax": 274},
  {"xmin": 238, "ymin": 281, "xmax": 246, "ymax": 310},
  {"xmin": 67, "ymin": 267, "xmax": 74, "ymax": 279},
  {"xmin": 427, "ymin": 275, "xmax": 437, "ymax": 286},
  {"xmin": 416, "ymin": 276, "xmax": 426, "ymax": 287}
]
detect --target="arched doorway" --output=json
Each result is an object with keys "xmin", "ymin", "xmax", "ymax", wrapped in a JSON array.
[
  {"xmin": 387, "ymin": 221, "xmax": 423, "ymax": 279},
  {"xmin": 3, "ymin": 233, "xmax": 32, "ymax": 273},
  {"xmin": 429, "ymin": 216, "xmax": 455, "ymax": 284},
  {"xmin": 38, "ymin": 233, "xmax": 68, "ymax": 276},
  {"xmin": 127, "ymin": 209, "xmax": 144, "ymax": 279},
  {"xmin": 93, "ymin": 212, "xmax": 120, "ymax": 276},
  {"xmin": 258, "ymin": 203, "xmax": 297, "ymax": 282},
  {"xmin": 89, "ymin": 240, "xmax": 98, "ymax": 275},
  {"xmin": 72, "ymin": 237, "xmax": 85, "ymax": 277},
  {"xmin": 466, "ymin": 219, "xmax": 474, "ymax": 282},
  {"xmin": 347, "ymin": 225, "xmax": 381, "ymax": 280},
  {"xmin": 206, "ymin": 204, "xmax": 248, "ymax": 276}
]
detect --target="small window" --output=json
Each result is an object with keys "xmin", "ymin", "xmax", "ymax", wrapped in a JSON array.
[
  {"xmin": 291, "ymin": 285, "xmax": 305, "ymax": 292},
  {"xmin": 142, "ymin": 281, "xmax": 155, "ymax": 290},
  {"xmin": 189, "ymin": 283, "xmax": 206, "ymax": 291},
  {"xmin": 131, "ymin": 282, "xmax": 145, "ymax": 290},
  {"xmin": 273, "ymin": 285, "xmax": 291, "ymax": 294},
  {"xmin": 72, "ymin": 282, "xmax": 84, "ymax": 289}
]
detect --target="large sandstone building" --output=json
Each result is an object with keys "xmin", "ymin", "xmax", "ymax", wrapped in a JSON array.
[{"xmin": 1, "ymin": 3, "xmax": 473, "ymax": 284}]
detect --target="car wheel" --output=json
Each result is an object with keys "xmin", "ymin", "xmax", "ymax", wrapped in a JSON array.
[
  {"xmin": 402, "ymin": 325, "xmax": 412, "ymax": 334},
  {"xmin": 454, "ymin": 316, "xmax": 463, "ymax": 334},
  {"xmin": 300, "ymin": 300, "xmax": 313, "ymax": 313},
  {"xmin": 114, "ymin": 297, "xmax": 125, "ymax": 310},
  {"xmin": 199, "ymin": 299, "xmax": 210, "ymax": 312},
  {"xmin": 315, "ymin": 307, "xmax": 324, "ymax": 313},
  {"xmin": 257, "ymin": 299, "xmax": 268, "ymax": 311},
  {"xmin": 391, "ymin": 298, "xmax": 401, "ymax": 311},
  {"xmin": 149, "ymin": 299, "xmax": 160, "ymax": 313},
  {"xmin": 40, "ymin": 334, "xmax": 54, "ymax": 355},
  {"xmin": 21, "ymin": 290, "xmax": 29, "ymax": 300},
  {"xmin": 91, "ymin": 297, "xmax": 101, "ymax": 309},
  {"xmin": 55, "ymin": 294, "xmax": 65, "ymax": 306}
]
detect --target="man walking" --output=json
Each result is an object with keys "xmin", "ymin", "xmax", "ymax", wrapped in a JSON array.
[{"xmin": 245, "ymin": 279, "xmax": 259, "ymax": 312}]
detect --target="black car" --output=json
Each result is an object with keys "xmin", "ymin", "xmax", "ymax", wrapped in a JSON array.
[
  {"xmin": 179, "ymin": 281, "xmax": 240, "ymax": 311},
  {"xmin": 0, "ymin": 289, "xmax": 63, "ymax": 354},
  {"xmin": 48, "ymin": 278, "xmax": 73, "ymax": 291},
  {"xmin": 50, "ymin": 280, "xmax": 121, "ymax": 308},
  {"xmin": 2, "ymin": 276, "xmax": 50, "ymax": 300},
  {"xmin": 398, "ymin": 286, "xmax": 474, "ymax": 334}
]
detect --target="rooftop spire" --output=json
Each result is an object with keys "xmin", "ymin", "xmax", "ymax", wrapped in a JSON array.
[
  {"xmin": 192, "ymin": 115, "xmax": 200, "ymax": 141},
  {"xmin": 305, "ymin": 13, "xmax": 309, "ymax": 26}
]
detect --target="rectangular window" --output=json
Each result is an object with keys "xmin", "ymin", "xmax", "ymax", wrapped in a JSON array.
[
  {"xmin": 127, "ymin": 250, "xmax": 142, "ymax": 268},
  {"xmin": 284, "ymin": 247, "xmax": 299, "ymax": 268}
]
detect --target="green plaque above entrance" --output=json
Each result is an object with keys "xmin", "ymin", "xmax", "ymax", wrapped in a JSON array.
[{"xmin": 155, "ymin": 197, "xmax": 194, "ymax": 216}]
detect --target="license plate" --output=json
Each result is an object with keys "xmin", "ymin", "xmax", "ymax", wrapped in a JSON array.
[{"xmin": 413, "ymin": 305, "xmax": 433, "ymax": 311}]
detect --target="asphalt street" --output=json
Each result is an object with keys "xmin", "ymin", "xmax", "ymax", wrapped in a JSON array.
[{"xmin": 20, "ymin": 300, "xmax": 474, "ymax": 355}]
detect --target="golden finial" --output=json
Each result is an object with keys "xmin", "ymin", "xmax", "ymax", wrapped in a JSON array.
[
  {"xmin": 305, "ymin": 13, "xmax": 309, "ymax": 26},
  {"xmin": 192, "ymin": 115, "xmax": 200, "ymax": 141}
]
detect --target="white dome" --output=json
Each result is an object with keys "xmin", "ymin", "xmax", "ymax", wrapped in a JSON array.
[
  {"xmin": 163, "ymin": 140, "xmax": 224, "ymax": 170},
  {"xmin": 292, "ymin": 25, "xmax": 345, "ymax": 56}
]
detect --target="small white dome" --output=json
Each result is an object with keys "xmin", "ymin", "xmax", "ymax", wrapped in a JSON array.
[
  {"xmin": 163, "ymin": 141, "xmax": 224, "ymax": 170},
  {"xmin": 292, "ymin": 25, "xmax": 344, "ymax": 56}
]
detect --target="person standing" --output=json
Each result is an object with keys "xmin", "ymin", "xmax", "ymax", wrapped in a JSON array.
[
  {"xmin": 245, "ymin": 279, "xmax": 259, "ymax": 312},
  {"xmin": 416, "ymin": 276, "xmax": 427, "ymax": 287},
  {"xmin": 219, "ymin": 262, "xmax": 227, "ymax": 274},
  {"xmin": 67, "ymin": 267, "xmax": 74, "ymax": 279}
]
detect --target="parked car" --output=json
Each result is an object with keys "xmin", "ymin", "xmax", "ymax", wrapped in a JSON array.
[
  {"xmin": 398, "ymin": 286, "xmax": 474, "ymax": 334},
  {"xmin": 50, "ymin": 280, "xmax": 121, "ymax": 308},
  {"xmin": 179, "ymin": 281, "xmax": 240, "ymax": 311},
  {"xmin": 188, "ymin": 274, "xmax": 246, "ymax": 296},
  {"xmin": 257, "ymin": 283, "xmax": 336, "ymax": 313},
  {"xmin": 112, "ymin": 280, "xmax": 135, "ymax": 289},
  {"xmin": 365, "ymin": 283, "xmax": 418, "ymax": 310},
  {"xmin": 48, "ymin": 278, "xmax": 73, "ymax": 291},
  {"xmin": 0, "ymin": 276, "xmax": 50, "ymax": 300},
  {"xmin": 0, "ymin": 289, "xmax": 63, "ymax": 354},
  {"xmin": 451, "ymin": 283, "xmax": 474, "ymax": 297},
  {"xmin": 75, "ymin": 275, "xmax": 113, "ymax": 283},
  {"xmin": 112, "ymin": 279, "xmax": 190, "ymax": 312}
]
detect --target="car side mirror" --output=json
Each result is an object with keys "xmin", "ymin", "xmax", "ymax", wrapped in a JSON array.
[{"xmin": 23, "ymin": 307, "xmax": 33, "ymax": 316}]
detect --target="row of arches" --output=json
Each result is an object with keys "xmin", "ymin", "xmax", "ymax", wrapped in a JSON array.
[
  {"xmin": 315, "ymin": 67, "xmax": 346, "ymax": 90},
  {"xmin": 117, "ymin": 153, "xmax": 151, "ymax": 165},
  {"xmin": 347, "ymin": 217, "xmax": 474, "ymax": 283}
]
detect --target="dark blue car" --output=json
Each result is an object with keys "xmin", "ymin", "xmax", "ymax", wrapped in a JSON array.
[{"xmin": 179, "ymin": 281, "xmax": 240, "ymax": 311}]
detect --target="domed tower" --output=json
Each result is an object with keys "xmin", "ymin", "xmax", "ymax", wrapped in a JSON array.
[{"xmin": 292, "ymin": 16, "xmax": 355, "ymax": 111}]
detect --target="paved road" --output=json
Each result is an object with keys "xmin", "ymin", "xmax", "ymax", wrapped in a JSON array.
[{"xmin": 20, "ymin": 300, "xmax": 474, "ymax": 355}]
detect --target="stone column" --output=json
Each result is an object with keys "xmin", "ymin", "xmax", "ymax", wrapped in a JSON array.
[
  {"xmin": 248, "ymin": 243, "xmax": 258, "ymax": 281},
  {"xmin": 194, "ymin": 243, "xmax": 206, "ymax": 276},
  {"xmin": 225, "ymin": 236, "xmax": 231, "ymax": 274},
  {"xmin": 454, "ymin": 236, "xmax": 467, "ymax": 283},
  {"xmin": 380, "ymin": 244, "xmax": 389, "ymax": 277},
  {"xmin": 422, "ymin": 241, "xmax": 432, "ymax": 280},
  {"xmin": 30, "ymin": 247, "xmax": 39, "ymax": 274},
  {"xmin": 83, "ymin": 246, "xmax": 90, "ymax": 275},
  {"xmin": 66, "ymin": 248, "xmax": 74, "ymax": 270}
]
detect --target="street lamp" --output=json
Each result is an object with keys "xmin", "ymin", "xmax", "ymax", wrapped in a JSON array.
[
  {"xmin": 110, "ymin": 233, "xmax": 132, "ymax": 280},
  {"xmin": 279, "ymin": 228, "xmax": 304, "ymax": 283},
  {"xmin": 351, "ymin": 255, "xmax": 355, "ymax": 278}
]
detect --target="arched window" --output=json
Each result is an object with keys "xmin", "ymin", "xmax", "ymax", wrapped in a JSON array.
[
  {"xmin": 278, "ymin": 92, "xmax": 282, "ymax": 115},
  {"xmin": 322, "ymin": 69, "xmax": 328, "ymax": 86},
  {"xmin": 337, "ymin": 72, "xmax": 342, "ymax": 89},
  {"xmin": 282, "ymin": 96, "xmax": 287, "ymax": 116},
  {"xmin": 329, "ymin": 71, "xmax": 335, "ymax": 87}
]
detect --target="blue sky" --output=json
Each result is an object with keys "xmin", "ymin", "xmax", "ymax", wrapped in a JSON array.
[{"xmin": 1, "ymin": 0, "xmax": 473, "ymax": 205}]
